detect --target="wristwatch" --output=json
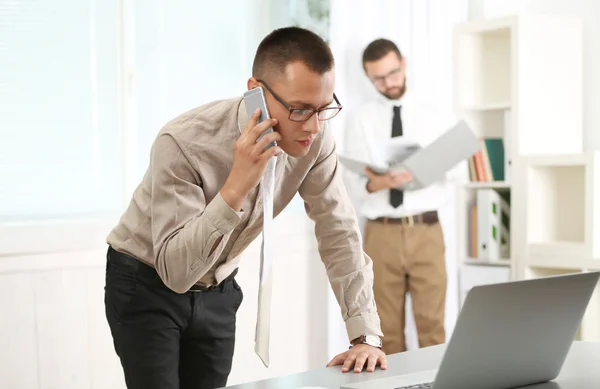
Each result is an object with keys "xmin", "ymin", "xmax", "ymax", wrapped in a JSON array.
[{"xmin": 351, "ymin": 334, "xmax": 382, "ymax": 349}]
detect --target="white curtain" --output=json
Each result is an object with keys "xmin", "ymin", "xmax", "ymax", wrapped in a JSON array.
[{"xmin": 327, "ymin": 0, "xmax": 468, "ymax": 355}]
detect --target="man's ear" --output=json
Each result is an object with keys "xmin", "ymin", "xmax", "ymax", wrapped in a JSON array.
[
  {"xmin": 401, "ymin": 56, "xmax": 408, "ymax": 71},
  {"xmin": 247, "ymin": 77, "xmax": 260, "ymax": 90}
]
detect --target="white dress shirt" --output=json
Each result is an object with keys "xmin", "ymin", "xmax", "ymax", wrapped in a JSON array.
[{"xmin": 343, "ymin": 91, "xmax": 465, "ymax": 220}]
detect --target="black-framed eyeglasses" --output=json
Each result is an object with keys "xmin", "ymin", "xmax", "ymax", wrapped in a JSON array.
[
  {"xmin": 256, "ymin": 79, "xmax": 343, "ymax": 122},
  {"xmin": 371, "ymin": 67, "xmax": 403, "ymax": 86}
]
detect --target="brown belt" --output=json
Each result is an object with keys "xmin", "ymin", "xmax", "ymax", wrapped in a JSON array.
[
  {"xmin": 370, "ymin": 210, "xmax": 439, "ymax": 226},
  {"xmin": 107, "ymin": 246, "xmax": 237, "ymax": 293}
]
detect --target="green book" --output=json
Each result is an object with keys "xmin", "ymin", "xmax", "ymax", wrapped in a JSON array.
[{"xmin": 484, "ymin": 138, "xmax": 505, "ymax": 181}]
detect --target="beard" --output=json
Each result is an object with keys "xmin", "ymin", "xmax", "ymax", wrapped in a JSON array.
[{"xmin": 380, "ymin": 76, "xmax": 407, "ymax": 100}]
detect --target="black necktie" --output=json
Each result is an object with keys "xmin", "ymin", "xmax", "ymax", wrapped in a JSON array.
[{"xmin": 390, "ymin": 106, "xmax": 403, "ymax": 208}]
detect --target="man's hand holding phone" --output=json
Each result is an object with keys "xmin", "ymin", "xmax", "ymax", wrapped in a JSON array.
[
  {"xmin": 221, "ymin": 108, "xmax": 282, "ymax": 211},
  {"xmin": 365, "ymin": 168, "xmax": 413, "ymax": 193}
]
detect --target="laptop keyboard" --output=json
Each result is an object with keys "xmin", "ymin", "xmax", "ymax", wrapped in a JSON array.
[{"xmin": 394, "ymin": 382, "xmax": 433, "ymax": 389}]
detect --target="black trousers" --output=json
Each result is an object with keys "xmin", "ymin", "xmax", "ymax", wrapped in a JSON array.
[{"xmin": 104, "ymin": 246, "xmax": 243, "ymax": 389}]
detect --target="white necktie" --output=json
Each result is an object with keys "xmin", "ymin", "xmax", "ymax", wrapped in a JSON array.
[{"xmin": 254, "ymin": 156, "xmax": 277, "ymax": 367}]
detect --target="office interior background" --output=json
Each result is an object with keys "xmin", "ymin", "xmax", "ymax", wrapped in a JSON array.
[{"xmin": 2, "ymin": 0, "xmax": 600, "ymax": 387}]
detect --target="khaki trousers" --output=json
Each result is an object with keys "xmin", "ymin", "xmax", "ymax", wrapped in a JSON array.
[{"xmin": 364, "ymin": 219, "xmax": 447, "ymax": 355}]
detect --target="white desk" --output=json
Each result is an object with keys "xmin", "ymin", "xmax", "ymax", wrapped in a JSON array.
[{"xmin": 222, "ymin": 341, "xmax": 600, "ymax": 388}]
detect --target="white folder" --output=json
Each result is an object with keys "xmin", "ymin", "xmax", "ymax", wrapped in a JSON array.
[{"xmin": 477, "ymin": 189, "xmax": 510, "ymax": 260}]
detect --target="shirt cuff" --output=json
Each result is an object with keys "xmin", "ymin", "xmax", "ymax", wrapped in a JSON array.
[
  {"xmin": 203, "ymin": 192, "xmax": 244, "ymax": 234},
  {"xmin": 345, "ymin": 313, "xmax": 384, "ymax": 343}
]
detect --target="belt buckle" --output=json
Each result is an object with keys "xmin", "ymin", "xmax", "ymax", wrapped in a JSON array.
[
  {"xmin": 189, "ymin": 284, "xmax": 209, "ymax": 293},
  {"xmin": 404, "ymin": 215, "xmax": 414, "ymax": 227}
]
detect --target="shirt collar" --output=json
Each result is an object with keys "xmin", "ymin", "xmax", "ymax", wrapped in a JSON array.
[{"xmin": 375, "ymin": 89, "xmax": 412, "ymax": 108}]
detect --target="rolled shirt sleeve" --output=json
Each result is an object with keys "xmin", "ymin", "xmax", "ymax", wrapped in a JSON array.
[{"xmin": 299, "ymin": 128, "xmax": 383, "ymax": 342}]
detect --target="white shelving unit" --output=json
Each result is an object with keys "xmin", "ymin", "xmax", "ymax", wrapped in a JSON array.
[{"xmin": 453, "ymin": 14, "xmax": 584, "ymax": 306}]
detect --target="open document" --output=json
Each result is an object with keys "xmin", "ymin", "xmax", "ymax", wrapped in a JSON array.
[
  {"xmin": 339, "ymin": 120, "xmax": 481, "ymax": 190},
  {"xmin": 339, "ymin": 137, "xmax": 421, "ymax": 176}
]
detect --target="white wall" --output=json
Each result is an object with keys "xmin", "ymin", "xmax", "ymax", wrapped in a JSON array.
[
  {"xmin": 0, "ymin": 249, "xmax": 125, "ymax": 389},
  {"xmin": 469, "ymin": 0, "xmax": 600, "ymax": 150}
]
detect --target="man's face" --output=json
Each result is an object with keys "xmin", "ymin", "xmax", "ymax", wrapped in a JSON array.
[
  {"xmin": 364, "ymin": 51, "xmax": 407, "ymax": 100},
  {"xmin": 247, "ymin": 61, "xmax": 337, "ymax": 158}
]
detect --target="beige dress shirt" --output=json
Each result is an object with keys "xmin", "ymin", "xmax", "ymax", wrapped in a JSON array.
[{"xmin": 106, "ymin": 96, "xmax": 383, "ymax": 342}]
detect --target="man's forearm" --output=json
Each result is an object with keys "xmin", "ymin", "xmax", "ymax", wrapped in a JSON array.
[
  {"xmin": 302, "ymin": 128, "xmax": 383, "ymax": 341},
  {"xmin": 313, "ymin": 217, "xmax": 383, "ymax": 341},
  {"xmin": 153, "ymin": 192, "xmax": 242, "ymax": 293}
]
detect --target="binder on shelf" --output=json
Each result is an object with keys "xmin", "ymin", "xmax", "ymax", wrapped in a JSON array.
[
  {"xmin": 477, "ymin": 189, "xmax": 510, "ymax": 260},
  {"xmin": 503, "ymin": 109, "xmax": 512, "ymax": 183},
  {"xmin": 470, "ymin": 204, "xmax": 478, "ymax": 258}
]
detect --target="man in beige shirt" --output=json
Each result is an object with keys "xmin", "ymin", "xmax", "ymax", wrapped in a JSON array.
[{"xmin": 104, "ymin": 27, "xmax": 385, "ymax": 389}]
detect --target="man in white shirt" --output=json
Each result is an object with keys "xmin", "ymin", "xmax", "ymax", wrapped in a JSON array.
[{"xmin": 343, "ymin": 39, "xmax": 456, "ymax": 355}]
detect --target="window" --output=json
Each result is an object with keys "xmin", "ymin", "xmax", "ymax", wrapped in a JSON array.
[
  {"xmin": 0, "ymin": 0, "xmax": 123, "ymax": 222},
  {"xmin": 0, "ymin": 0, "xmax": 309, "ymax": 224},
  {"xmin": 131, "ymin": 0, "xmax": 251, "ymax": 184}
]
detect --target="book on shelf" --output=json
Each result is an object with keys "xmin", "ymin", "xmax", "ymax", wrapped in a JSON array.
[
  {"xmin": 468, "ymin": 109, "xmax": 512, "ymax": 183},
  {"xmin": 468, "ymin": 137, "xmax": 505, "ymax": 182}
]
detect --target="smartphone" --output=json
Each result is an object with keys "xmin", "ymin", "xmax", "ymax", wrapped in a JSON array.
[{"xmin": 243, "ymin": 87, "xmax": 277, "ymax": 150}]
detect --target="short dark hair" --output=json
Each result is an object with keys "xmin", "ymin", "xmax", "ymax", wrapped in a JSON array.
[
  {"xmin": 252, "ymin": 27, "xmax": 334, "ymax": 80},
  {"xmin": 362, "ymin": 38, "xmax": 402, "ymax": 66}
]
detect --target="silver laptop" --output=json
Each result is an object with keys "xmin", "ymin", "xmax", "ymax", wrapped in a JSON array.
[{"xmin": 341, "ymin": 271, "xmax": 600, "ymax": 389}]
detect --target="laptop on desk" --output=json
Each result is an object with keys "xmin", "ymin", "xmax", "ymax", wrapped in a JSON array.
[{"xmin": 341, "ymin": 271, "xmax": 600, "ymax": 389}]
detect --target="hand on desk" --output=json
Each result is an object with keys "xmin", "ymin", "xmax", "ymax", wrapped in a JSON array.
[
  {"xmin": 365, "ymin": 168, "xmax": 413, "ymax": 193},
  {"xmin": 326, "ymin": 344, "xmax": 387, "ymax": 373}
]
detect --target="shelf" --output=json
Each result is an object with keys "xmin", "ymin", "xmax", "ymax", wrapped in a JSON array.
[
  {"xmin": 464, "ymin": 258, "xmax": 511, "ymax": 267},
  {"xmin": 460, "ymin": 97, "xmax": 511, "ymax": 140},
  {"xmin": 519, "ymin": 152, "xmax": 600, "ymax": 258},
  {"xmin": 454, "ymin": 23, "xmax": 511, "ymax": 108},
  {"xmin": 524, "ymin": 255, "xmax": 600, "ymax": 271},
  {"xmin": 459, "ymin": 263, "xmax": 511, "ymax": 307},
  {"xmin": 464, "ymin": 182, "xmax": 511, "ymax": 190},
  {"xmin": 455, "ymin": 15, "xmax": 514, "ymax": 35},
  {"xmin": 463, "ymin": 102, "xmax": 511, "ymax": 111},
  {"xmin": 523, "ymin": 266, "xmax": 580, "ymax": 280}
]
